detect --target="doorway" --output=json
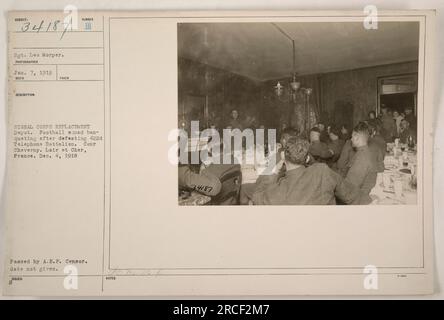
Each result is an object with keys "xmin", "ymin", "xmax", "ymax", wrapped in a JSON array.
[
  {"xmin": 380, "ymin": 92, "xmax": 416, "ymax": 114},
  {"xmin": 377, "ymin": 73, "xmax": 418, "ymax": 116}
]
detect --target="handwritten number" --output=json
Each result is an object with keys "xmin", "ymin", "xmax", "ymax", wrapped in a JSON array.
[
  {"xmin": 21, "ymin": 22, "xmax": 30, "ymax": 32},
  {"xmin": 61, "ymin": 17, "xmax": 72, "ymax": 40},
  {"xmin": 21, "ymin": 19, "xmax": 67, "ymax": 39},
  {"xmin": 32, "ymin": 20, "xmax": 44, "ymax": 33},
  {"xmin": 53, "ymin": 20, "xmax": 60, "ymax": 31}
]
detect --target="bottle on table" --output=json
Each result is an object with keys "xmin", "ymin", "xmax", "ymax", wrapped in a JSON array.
[{"xmin": 407, "ymin": 135, "xmax": 415, "ymax": 149}]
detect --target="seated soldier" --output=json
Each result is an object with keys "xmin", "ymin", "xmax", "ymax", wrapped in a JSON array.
[
  {"xmin": 338, "ymin": 121, "xmax": 386, "ymax": 175},
  {"xmin": 240, "ymin": 127, "xmax": 298, "ymax": 205},
  {"xmin": 399, "ymin": 119, "xmax": 416, "ymax": 144},
  {"xmin": 249, "ymin": 136, "xmax": 370, "ymax": 205},
  {"xmin": 276, "ymin": 127, "xmax": 299, "ymax": 162},
  {"xmin": 327, "ymin": 125, "xmax": 345, "ymax": 167},
  {"xmin": 368, "ymin": 121, "xmax": 386, "ymax": 173},
  {"xmin": 278, "ymin": 127, "xmax": 299, "ymax": 149},
  {"xmin": 404, "ymin": 107, "xmax": 417, "ymax": 132},
  {"xmin": 336, "ymin": 139, "xmax": 353, "ymax": 176},
  {"xmin": 204, "ymin": 162, "xmax": 242, "ymax": 205},
  {"xmin": 343, "ymin": 122, "xmax": 378, "ymax": 195},
  {"xmin": 316, "ymin": 122, "xmax": 329, "ymax": 143},
  {"xmin": 178, "ymin": 164, "xmax": 222, "ymax": 197},
  {"xmin": 178, "ymin": 145, "xmax": 223, "ymax": 197}
]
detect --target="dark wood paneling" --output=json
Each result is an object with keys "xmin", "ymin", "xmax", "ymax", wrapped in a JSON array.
[
  {"xmin": 179, "ymin": 58, "xmax": 418, "ymax": 132},
  {"xmin": 178, "ymin": 57, "xmax": 263, "ymax": 130},
  {"xmin": 320, "ymin": 61, "xmax": 418, "ymax": 126}
]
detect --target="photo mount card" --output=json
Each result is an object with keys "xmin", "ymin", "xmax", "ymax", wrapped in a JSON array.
[{"xmin": 3, "ymin": 10, "xmax": 436, "ymax": 296}]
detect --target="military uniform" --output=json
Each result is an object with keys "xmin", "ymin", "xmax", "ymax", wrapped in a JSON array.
[
  {"xmin": 226, "ymin": 119, "xmax": 243, "ymax": 130},
  {"xmin": 369, "ymin": 134, "xmax": 386, "ymax": 173},
  {"xmin": 320, "ymin": 130, "xmax": 329, "ymax": 143},
  {"xmin": 337, "ymin": 138, "xmax": 384, "ymax": 175},
  {"xmin": 204, "ymin": 163, "xmax": 242, "ymax": 205},
  {"xmin": 379, "ymin": 113, "xmax": 396, "ymax": 142},
  {"xmin": 327, "ymin": 139, "xmax": 345, "ymax": 164},
  {"xmin": 405, "ymin": 113, "xmax": 417, "ymax": 131},
  {"xmin": 336, "ymin": 140, "xmax": 354, "ymax": 176},
  {"xmin": 178, "ymin": 166, "xmax": 222, "ymax": 196},
  {"xmin": 343, "ymin": 145, "xmax": 377, "ymax": 195},
  {"xmin": 309, "ymin": 141, "xmax": 333, "ymax": 163},
  {"xmin": 369, "ymin": 134, "xmax": 386, "ymax": 155},
  {"xmin": 399, "ymin": 127, "xmax": 416, "ymax": 144},
  {"xmin": 252, "ymin": 163, "xmax": 370, "ymax": 205}
]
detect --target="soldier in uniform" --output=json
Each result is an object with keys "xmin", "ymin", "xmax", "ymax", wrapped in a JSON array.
[
  {"xmin": 239, "ymin": 127, "xmax": 298, "ymax": 205},
  {"xmin": 226, "ymin": 109, "xmax": 243, "ymax": 130},
  {"xmin": 250, "ymin": 136, "xmax": 370, "ymax": 205},
  {"xmin": 178, "ymin": 164, "xmax": 222, "ymax": 197},
  {"xmin": 336, "ymin": 121, "xmax": 384, "ymax": 177},
  {"xmin": 178, "ymin": 148, "xmax": 223, "ymax": 197},
  {"xmin": 368, "ymin": 121, "xmax": 387, "ymax": 173},
  {"xmin": 343, "ymin": 122, "xmax": 378, "ymax": 195},
  {"xmin": 404, "ymin": 107, "xmax": 417, "ymax": 132},
  {"xmin": 399, "ymin": 119, "xmax": 416, "ymax": 144},
  {"xmin": 378, "ymin": 105, "xmax": 396, "ymax": 142},
  {"xmin": 327, "ymin": 126, "xmax": 345, "ymax": 167}
]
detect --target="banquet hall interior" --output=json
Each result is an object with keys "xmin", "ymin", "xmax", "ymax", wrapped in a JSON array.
[{"xmin": 177, "ymin": 22, "xmax": 420, "ymax": 206}]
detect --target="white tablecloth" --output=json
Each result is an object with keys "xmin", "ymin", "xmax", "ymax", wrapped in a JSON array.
[
  {"xmin": 240, "ymin": 150, "xmax": 418, "ymax": 205},
  {"xmin": 369, "ymin": 151, "xmax": 417, "ymax": 205}
]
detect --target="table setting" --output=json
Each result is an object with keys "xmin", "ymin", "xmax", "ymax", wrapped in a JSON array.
[{"xmin": 370, "ymin": 140, "xmax": 417, "ymax": 205}]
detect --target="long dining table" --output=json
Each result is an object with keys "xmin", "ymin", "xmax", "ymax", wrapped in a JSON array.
[
  {"xmin": 369, "ymin": 143, "xmax": 417, "ymax": 205},
  {"xmin": 240, "ymin": 144, "xmax": 417, "ymax": 205}
]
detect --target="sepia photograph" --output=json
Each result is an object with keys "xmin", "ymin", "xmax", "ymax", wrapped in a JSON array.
[{"xmin": 177, "ymin": 22, "xmax": 420, "ymax": 206}]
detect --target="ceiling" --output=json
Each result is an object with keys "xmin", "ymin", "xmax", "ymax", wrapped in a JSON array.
[{"xmin": 178, "ymin": 22, "xmax": 419, "ymax": 81}]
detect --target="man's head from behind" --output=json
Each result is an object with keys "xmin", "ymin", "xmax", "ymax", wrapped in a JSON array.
[
  {"xmin": 351, "ymin": 122, "xmax": 370, "ymax": 148},
  {"xmin": 280, "ymin": 127, "xmax": 299, "ymax": 147},
  {"xmin": 284, "ymin": 136, "xmax": 310, "ymax": 168},
  {"xmin": 329, "ymin": 126, "xmax": 340, "ymax": 141},
  {"xmin": 316, "ymin": 123, "xmax": 325, "ymax": 132}
]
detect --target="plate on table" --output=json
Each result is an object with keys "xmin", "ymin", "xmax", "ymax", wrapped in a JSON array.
[{"xmin": 385, "ymin": 164, "xmax": 398, "ymax": 170}]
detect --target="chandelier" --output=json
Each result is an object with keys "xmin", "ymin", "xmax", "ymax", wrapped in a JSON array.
[
  {"xmin": 271, "ymin": 23, "xmax": 314, "ymax": 133},
  {"xmin": 272, "ymin": 23, "xmax": 311, "ymax": 98}
]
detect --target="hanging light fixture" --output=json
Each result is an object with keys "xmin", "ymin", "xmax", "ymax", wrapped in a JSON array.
[
  {"xmin": 272, "ymin": 24, "xmax": 300, "ymax": 96},
  {"xmin": 289, "ymin": 40, "xmax": 300, "ymax": 92},
  {"xmin": 274, "ymin": 81, "xmax": 284, "ymax": 96},
  {"xmin": 271, "ymin": 23, "xmax": 314, "ymax": 133},
  {"xmin": 304, "ymin": 87, "xmax": 313, "ymax": 131}
]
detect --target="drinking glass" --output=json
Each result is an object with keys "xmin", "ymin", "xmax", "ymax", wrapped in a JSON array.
[
  {"xmin": 383, "ymin": 173, "xmax": 391, "ymax": 189},
  {"xmin": 394, "ymin": 178, "xmax": 403, "ymax": 199}
]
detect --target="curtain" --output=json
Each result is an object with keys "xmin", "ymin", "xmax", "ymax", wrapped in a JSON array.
[
  {"xmin": 289, "ymin": 74, "xmax": 322, "ymax": 133},
  {"xmin": 302, "ymin": 74, "xmax": 322, "ymax": 125}
]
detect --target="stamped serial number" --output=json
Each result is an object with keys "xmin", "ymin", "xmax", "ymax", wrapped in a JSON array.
[{"xmin": 217, "ymin": 304, "xmax": 269, "ymax": 315}]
